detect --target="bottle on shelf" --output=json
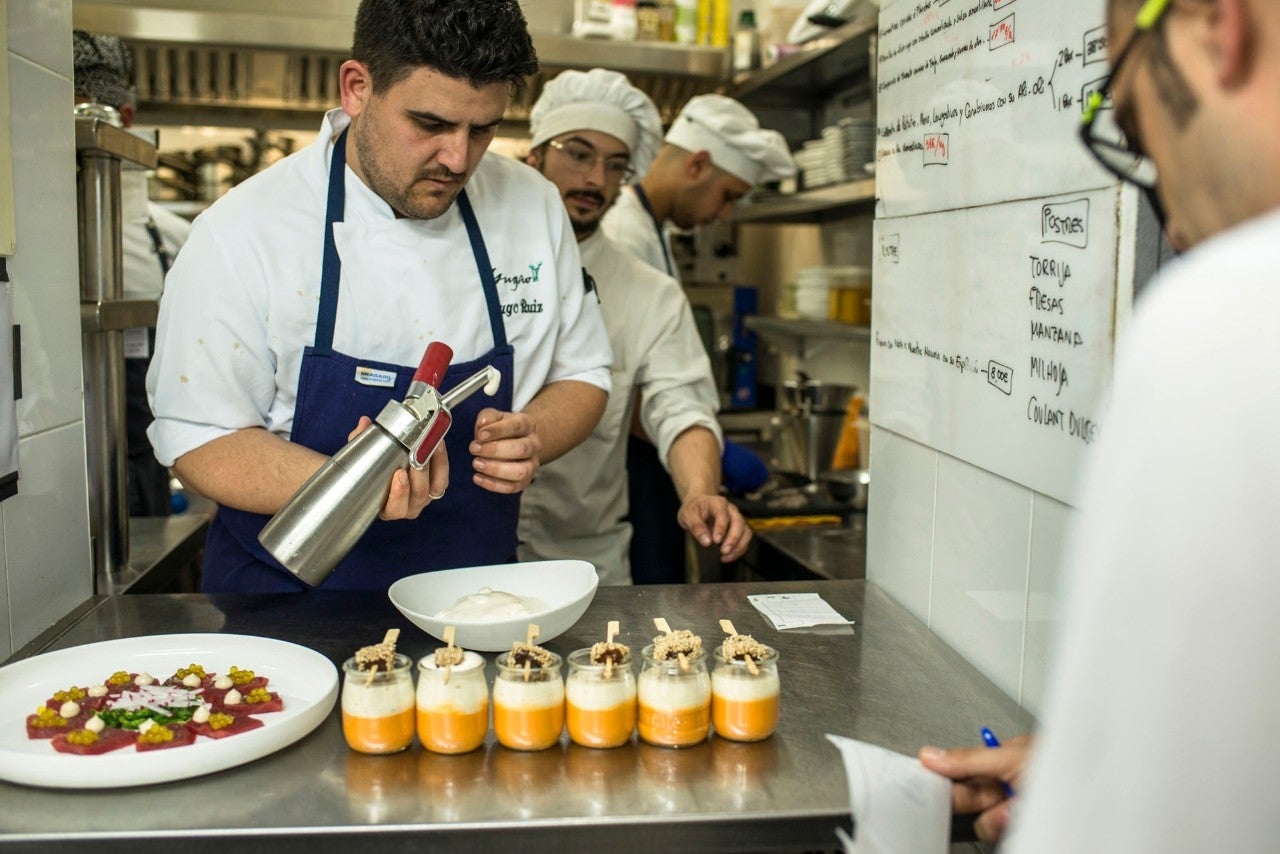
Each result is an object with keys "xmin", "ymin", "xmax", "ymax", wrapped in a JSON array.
[
  {"xmin": 573, "ymin": 0, "xmax": 616, "ymax": 39},
  {"xmin": 612, "ymin": 0, "xmax": 639, "ymax": 40},
  {"xmin": 696, "ymin": 0, "xmax": 712, "ymax": 45},
  {"xmin": 637, "ymin": 0, "xmax": 662, "ymax": 40},
  {"xmin": 733, "ymin": 9, "xmax": 762, "ymax": 73},
  {"xmin": 657, "ymin": 0, "xmax": 677, "ymax": 41},
  {"xmin": 675, "ymin": 0, "xmax": 698, "ymax": 44},
  {"xmin": 709, "ymin": 0, "xmax": 731, "ymax": 47}
]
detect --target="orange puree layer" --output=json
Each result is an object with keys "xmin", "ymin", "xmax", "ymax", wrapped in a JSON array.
[
  {"xmin": 493, "ymin": 702, "xmax": 564, "ymax": 751},
  {"xmin": 567, "ymin": 700, "xmax": 636, "ymax": 748},
  {"xmin": 342, "ymin": 708, "xmax": 415, "ymax": 754},
  {"xmin": 417, "ymin": 704, "xmax": 489, "ymax": 754},
  {"xmin": 637, "ymin": 703, "xmax": 710, "ymax": 747},
  {"xmin": 711, "ymin": 694, "xmax": 779, "ymax": 742}
]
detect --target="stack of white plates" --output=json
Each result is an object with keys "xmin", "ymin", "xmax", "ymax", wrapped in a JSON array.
[{"xmin": 793, "ymin": 118, "xmax": 875, "ymax": 189}]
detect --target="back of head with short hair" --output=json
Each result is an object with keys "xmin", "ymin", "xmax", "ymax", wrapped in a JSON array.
[{"xmin": 352, "ymin": 0, "xmax": 539, "ymax": 95}]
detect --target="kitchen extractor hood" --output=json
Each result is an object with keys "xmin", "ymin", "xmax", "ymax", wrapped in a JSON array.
[{"xmin": 72, "ymin": 0, "xmax": 729, "ymax": 132}]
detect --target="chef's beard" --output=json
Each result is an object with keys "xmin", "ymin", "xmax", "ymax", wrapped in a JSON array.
[
  {"xmin": 354, "ymin": 123, "xmax": 463, "ymax": 220},
  {"xmin": 566, "ymin": 189, "xmax": 607, "ymax": 238}
]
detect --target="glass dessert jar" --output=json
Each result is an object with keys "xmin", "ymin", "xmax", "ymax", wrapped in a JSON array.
[
  {"xmin": 637, "ymin": 644, "xmax": 711, "ymax": 748},
  {"xmin": 341, "ymin": 653, "xmax": 415, "ymax": 754},
  {"xmin": 416, "ymin": 650, "xmax": 489, "ymax": 754},
  {"xmin": 711, "ymin": 643, "xmax": 780, "ymax": 742},
  {"xmin": 493, "ymin": 649, "xmax": 564, "ymax": 751},
  {"xmin": 565, "ymin": 647, "xmax": 637, "ymax": 749}
]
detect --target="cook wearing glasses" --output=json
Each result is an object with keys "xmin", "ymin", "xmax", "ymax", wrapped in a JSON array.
[
  {"xmin": 918, "ymin": 1, "xmax": 1280, "ymax": 850},
  {"xmin": 518, "ymin": 69, "xmax": 752, "ymax": 585}
]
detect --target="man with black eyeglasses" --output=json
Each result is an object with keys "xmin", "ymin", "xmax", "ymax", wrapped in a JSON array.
[
  {"xmin": 518, "ymin": 69, "xmax": 752, "ymax": 585},
  {"xmin": 918, "ymin": 1, "xmax": 1280, "ymax": 849}
]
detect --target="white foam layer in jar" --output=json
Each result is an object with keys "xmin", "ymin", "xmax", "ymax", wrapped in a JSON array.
[
  {"xmin": 417, "ymin": 651, "xmax": 488, "ymax": 712},
  {"xmin": 342, "ymin": 678, "xmax": 415, "ymax": 716},
  {"xmin": 566, "ymin": 672, "xmax": 637, "ymax": 711},
  {"xmin": 711, "ymin": 667, "xmax": 780, "ymax": 701},
  {"xmin": 493, "ymin": 676, "xmax": 564, "ymax": 708},
  {"xmin": 637, "ymin": 668, "xmax": 711, "ymax": 711}
]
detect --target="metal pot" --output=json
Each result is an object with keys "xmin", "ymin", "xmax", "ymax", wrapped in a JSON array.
[{"xmin": 822, "ymin": 469, "xmax": 870, "ymax": 510}]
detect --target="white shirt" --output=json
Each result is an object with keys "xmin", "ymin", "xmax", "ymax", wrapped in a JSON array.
[
  {"xmin": 147, "ymin": 109, "xmax": 612, "ymax": 467},
  {"xmin": 121, "ymin": 168, "xmax": 190, "ymax": 302},
  {"xmin": 1006, "ymin": 207, "xmax": 1280, "ymax": 853},
  {"xmin": 602, "ymin": 184, "xmax": 679, "ymax": 281},
  {"xmin": 518, "ymin": 229, "xmax": 720, "ymax": 585}
]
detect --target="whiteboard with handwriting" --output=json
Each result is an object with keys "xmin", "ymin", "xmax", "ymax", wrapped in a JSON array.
[
  {"xmin": 871, "ymin": 189, "xmax": 1118, "ymax": 503},
  {"xmin": 870, "ymin": 0, "xmax": 1129, "ymax": 503},
  {"xmin": 875, "ymin": 0, "xmax": 1113, "ymax": 217}
]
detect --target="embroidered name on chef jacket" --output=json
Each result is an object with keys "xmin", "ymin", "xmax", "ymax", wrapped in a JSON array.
[
  {"xmin": 355, "ymin": 366, "xmax": 397, "ymax": 388},
  {"xmin": 494, "ymin": 260, "xmax": 547, "ymax": 318}
]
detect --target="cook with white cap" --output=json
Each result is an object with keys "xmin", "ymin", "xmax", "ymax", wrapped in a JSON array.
[
  {"xmin": 600, "ymin": 93, "xmax": 791, "ymax": 584},
  {"xmin": 519, "ymin": 69, "xmax": 751, "ymax": 585},
  {"xmin": 602, "ymin": 93, "xmax": 797, "ymax": 281},
  {"xmin": 146, "ymin": 0, "xmax": 612, "ymax": 593}
]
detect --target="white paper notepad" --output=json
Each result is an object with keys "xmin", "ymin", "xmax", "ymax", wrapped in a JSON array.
[
  {"xmin": 826, "ymin": 734, "xmax": 951, "ymax": 854},
  {"xmin": 747, "ymin": 592, "xmax": 854, "ymax": 630}
]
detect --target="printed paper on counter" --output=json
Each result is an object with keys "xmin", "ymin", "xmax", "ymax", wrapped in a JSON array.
[
  {"xmin": 747, "ymin": 593, "xmax": 853, "ymax": 630},
  {"xmin": 826, "ymin": 734, "xmax": 950, "ymax": 854}
]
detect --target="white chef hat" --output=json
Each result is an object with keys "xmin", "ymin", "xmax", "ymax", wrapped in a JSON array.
[
  {"xmin": 529, "ymin": 69, "xmax": 663, "ymax": 176},
  {"xmin": 665, "ymin": 94, "xmax": 796, "ymax": 185}
]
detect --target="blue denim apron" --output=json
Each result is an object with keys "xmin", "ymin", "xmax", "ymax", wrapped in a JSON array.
[{"xmin": 201, "ymin": 128, "xmax": 518, "ymax": 592}]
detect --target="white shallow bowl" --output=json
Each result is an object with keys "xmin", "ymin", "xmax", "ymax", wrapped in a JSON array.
[{"xmin": 388, "ymin": 560, "xmax": 598, "ymax": 652}]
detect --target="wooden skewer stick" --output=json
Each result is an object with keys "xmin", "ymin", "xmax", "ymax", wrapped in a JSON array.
[
  {"xmin": 676, "ymin": 652, "xmax": 690, "ymax": 672},
  {"xmin": 653, "ymin": 617, "xmax": 671, "ymax": 634},
  {"xmin": 718, "ymin": 618, "xmax": 758, "ymax": 674},
  {"xmin": 604, "ymin": 620, "xmax": 620, "ymax": 678},
  {"xmin": 364, "ymin": 628, "xmax": 400, "ymax": 685},
  {"xmin": 522, "ymin": 624, "xmax": 539, "ymax": 682},
  {"xmin": 442, "ymin": 625, "xmax": 457, "ymax": 684}
]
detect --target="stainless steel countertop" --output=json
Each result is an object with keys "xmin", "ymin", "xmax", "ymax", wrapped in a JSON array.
[
  {"xmin": 752, "ymin": 516, "xmax": 867, "ymax": 581},
  {"xmin": 0, "ymin": 581, "xmax": 1033, "ymax": 852}
]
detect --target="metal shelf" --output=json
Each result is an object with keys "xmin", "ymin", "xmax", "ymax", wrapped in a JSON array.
[
  {"xmin": 733, "ymin": 178, "xmax": 875, "ymax": 224},
  {"xmin": 729, "ymin": 12, "xmax": 878, "ymax": 109},
  {"xmin": 746, "ymin": 316, "xmax": 871, "ymax": 343}
]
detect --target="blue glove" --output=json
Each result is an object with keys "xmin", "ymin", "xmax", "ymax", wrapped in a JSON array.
[{"xmin": 721, "ymin": 440, "xmax": 769, "ymax": 494}]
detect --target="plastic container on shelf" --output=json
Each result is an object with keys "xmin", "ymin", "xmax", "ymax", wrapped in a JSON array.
[
  {"xmin": 573, "ymin": 0, "xmax": 616, "ymax": 38},
  {"xmin": 794, "ymin": 268, "xmax": 832, "ymax": 320},
  {"xmin": 612, "ymin": 0, "xmax": 639, "ymax": 40}
]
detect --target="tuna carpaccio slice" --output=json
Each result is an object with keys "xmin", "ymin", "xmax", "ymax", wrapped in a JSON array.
[
  {"xmin": 188, "ymin": 713, "xmax": 265, "ymax": 740},
  {"xmin": 51, "ymin": 727, "xmax": 135, "ymax": 755}
]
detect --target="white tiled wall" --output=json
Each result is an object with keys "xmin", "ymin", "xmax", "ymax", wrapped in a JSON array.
[
  {"xmin": 867, "ymin": 427, "xmax": 1075, "ymax": 715},
  {"xmin": 1, "ymin": 0, "xmax": 93, "ymax": 657}
]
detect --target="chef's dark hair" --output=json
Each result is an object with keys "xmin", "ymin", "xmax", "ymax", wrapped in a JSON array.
[{"xmin": 352, "ymin": 0, "xmax": 538, "ymax": 95}]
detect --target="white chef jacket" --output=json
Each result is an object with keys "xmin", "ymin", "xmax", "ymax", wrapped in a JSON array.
[
  {"xmin": 147, "ymin": 109, "xmax": 612, "ymax": 467},
  {"xmin": 122, "ymin": 168, "xmax": 190, "ymax": 360},
  {"xmin": 518, "ymin": 229, "xmax": 720, "ymax": 585},
  {"xmin": 602, "ymin": 184, "xmax": 680, "ymax": 282},
  {"xmin": 121, "ymin": 168, "xmax": 190, "ymax": 301},
  {"xmin": 1006, "ymin": 207, "xmax": 1280, "ymax": 853}
]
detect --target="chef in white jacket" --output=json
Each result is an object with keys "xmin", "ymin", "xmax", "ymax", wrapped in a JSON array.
[
  {"xmin": 147, "ymin": 0, "xmax": 612, "ymax": 592},
  {"xmin": 601, "ymin": 93, "xmax": 793, "ymax": 584},
  {"xmin": 517, "ymin": 70, "xmax": 752, "ymax": 584}
]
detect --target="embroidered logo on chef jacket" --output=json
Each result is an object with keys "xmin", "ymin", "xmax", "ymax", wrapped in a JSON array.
[
  {"xmin": 355, "ymin": 366, "xmax": 397, "ymax": 388},
  {"xmin": 492, "ymin": 261, "xmax": 545, "ymax": 291}
]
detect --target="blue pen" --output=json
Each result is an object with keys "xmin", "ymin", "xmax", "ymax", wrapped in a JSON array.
[{"xmin": 980, "ymin": 727, "xmax": 1016, "ymax": 798}]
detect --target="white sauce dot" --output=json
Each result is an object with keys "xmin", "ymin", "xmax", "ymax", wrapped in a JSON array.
[
  {"xmin": 193, "ymin": 704, "xmax": 211, "ymax": 724},
  {"xmin": 138, "ymin": 719, "xmax": 155, "ymax": 734},
  {"xmin": 182, "ymin": 673, "xmax": 202, "ymax": 688},
  {"xmin": 84, "ymin": 716, "xmax": 105, "ymax": 734},
  {"xmin": 59, "ymin": 701, "xmax": 81, "ymax": 718},
  {"xmin": 223, "ymin": 688, "xmax": 242, "ymax": 706},
  {"xmin": 213, "ymin": 676, "xmax": 234, "ymax": 690},
  {"xmin": 87, "ymin": 685, "xmax": 108, "ymax": 697},
  {"xmin": 135, "ymin": 672, "xmax": 155, "ymax": 686}
]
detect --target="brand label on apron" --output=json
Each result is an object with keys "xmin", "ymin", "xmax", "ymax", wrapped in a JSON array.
[{"xmin": 354, "ymin": 366, "xmax": 397, "ymax": 388}]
